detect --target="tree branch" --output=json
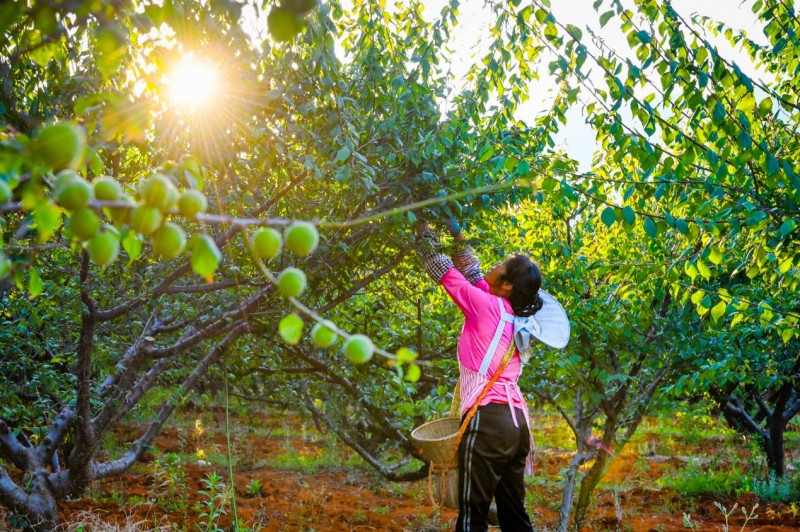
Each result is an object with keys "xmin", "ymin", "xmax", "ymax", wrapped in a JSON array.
[
  {"xmin": 63, "ymin": 252, "xmax": 99, "ymax": 487},
  {"xmin": 0, "ymin": 420, "xmax": 32, "ymax": 470},
  {"xmin": 88, "ymin": 324, "xmax": 248, "ymax": 481},
  {"xmin": 301, "ymin": 394, "xmax": 427, "ymax": 481},
  {"xmin": 36, "ymin": 408, "xmax": 75, "ymax": 467},
  {"xmin": 0, "ymin": 467, "xmax": 28, "ymax": 516}
]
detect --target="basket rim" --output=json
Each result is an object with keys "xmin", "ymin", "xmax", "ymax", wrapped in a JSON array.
[{"xmin": 410, "ymin": 417, "xmax": 461, "ymax": 443}]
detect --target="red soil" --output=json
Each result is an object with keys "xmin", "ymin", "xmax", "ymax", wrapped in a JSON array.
[{"xmin": 6, "ymin": 410, "xmax": 795, "ymax": 531}]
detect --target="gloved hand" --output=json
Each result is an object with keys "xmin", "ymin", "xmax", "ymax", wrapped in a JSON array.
[{"xmin": 443, "ymin": 219, "xmax": 465, "ymax": 242}]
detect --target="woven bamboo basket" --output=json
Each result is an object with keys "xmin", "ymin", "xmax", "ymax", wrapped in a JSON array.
[
  {"xmin": 410, "ymin": 417, "xmax": 460, "ymax": 463},
  {"xmin": 411, "ymin": 417, "xmax": 460, "ymax": 508}
]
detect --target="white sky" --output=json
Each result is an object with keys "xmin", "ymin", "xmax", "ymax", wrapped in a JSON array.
[{"xmin": 418, "ymin": 0, "xmax": 767, "ymax": 169}]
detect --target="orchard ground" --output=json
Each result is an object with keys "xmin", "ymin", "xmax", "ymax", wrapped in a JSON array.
[{"xmin": 4, "ymin": 406, "xmax": 799, "ymax": 531}]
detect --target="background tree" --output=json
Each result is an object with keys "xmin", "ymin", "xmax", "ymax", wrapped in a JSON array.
[{"xmin": 1, "ymin": 0, "xmax": 798, "ymax": 530}]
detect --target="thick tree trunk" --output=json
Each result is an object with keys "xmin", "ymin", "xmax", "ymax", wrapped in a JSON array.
[
  {"xmin": 715, "ymin": 383, "xmax": 793, "ymax": 479},
  {"xmin": 557, "ymin": 448, "xmax": 590, "ymax": 532},
  {"xmin": 573, "ymin": 449, "xmax": 611, "ymax": 530},
  {"xmin": 23, "ymin": 472, "xmax": 59, "ymax": 532},
  {"xmin": 766, "ymin": 413, "xmax": 785, "ymax": 477}
]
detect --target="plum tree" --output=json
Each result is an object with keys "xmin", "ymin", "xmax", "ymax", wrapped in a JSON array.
[{"xmin": 1, "ymin": 1, "xmax": 796, "ymax": 530}]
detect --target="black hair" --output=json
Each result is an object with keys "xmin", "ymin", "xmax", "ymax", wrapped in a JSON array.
[{"xmin": 500, "ymin": 254, "xmax": 544, "ymax": 317}]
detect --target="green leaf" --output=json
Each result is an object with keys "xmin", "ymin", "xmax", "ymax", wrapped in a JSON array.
[
  {"xmin": 708, "ymin": 247, "xmax": 723, "ymax": 265},
  {"xmin": 685, "ymin": 262, "xmax": 699, "ymax": 281},
  {"xmin": 636, "ymin": 30, "xmax": 652, "ymax": 44},
  {"xmin": 478, "ymin": 143, "xmax": 495, "ymax": 163},
  {"xmin": 191, "ymin": 234, "xmax": 222, "ymax": 281},
  {"xmin": 697, "ymin": 259, "xmax": 711, "ymax": 280},
  {"xmin": 29, "ymin": 269, "xmax": 43, "ymax": 298},
  {"xmin": 33, "ymin": 200, "xmax": 62, "ymax": 242},
  {"xmin": 643, "ymin": 217, "xmax": 657, "ymax": 238},
  {"xmin": 30, "ymin": 41, "xmax": 62, "ymax": 68},
  {"xmin": 711, "ymin": 300, "xmax": 727, "ymax": 323},
  {"xmin": 599, "ymin": 10, "xmax": 614, "ymax": 27},
  {"xmin": 94, "ymin": 25, "xmax": 128, "ymax": 76},
  {"xmin": 278, "ymin": 314, "xmax": 304, "ymax": 345},
  {"xmin": 766, "ymin": 156, "xmax": 780, "ymax": 175},
  {"xmin": 622, "ymin": 206, "xmax": 636, "ymax": 225},
  {"xmin": 675, "ymin": 219, "xmax": 689, "ymax": 234},
  {"xmin": 334, "ymin": 147, "xmax": 351, "ymax": 163},
  {"xmin": 737, "ymin": 131, "xmax": 752, "ymax": 151},
  {"xmin": 601, "ymin": 207, "xmax": 616, "ymax": 228},
  {"xmin": 779, "ymin": 219, "xmax": 796, "ymax": 237},
  {"xmin": 122, "ymin": 231, "xmax": 142, "ymax": 261},
  {"xmin": 757, "ymin": 96, "xmax": 773, "ymax": 117},
  {"xmin": 566, "ymin": 24, "xmax": 583, "ymax": 41},
  {"xmin": 690, "ymin": 290, "xmax": 704, "ymax": 305},
  {"xmin": 712, "ymin": 102, "xmax": 726, "ymax": 126}
]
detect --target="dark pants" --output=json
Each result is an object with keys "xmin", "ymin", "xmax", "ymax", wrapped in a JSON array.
[{"xmin": 456, "ymin": 402, "xmax": 534, "ymax": 532}]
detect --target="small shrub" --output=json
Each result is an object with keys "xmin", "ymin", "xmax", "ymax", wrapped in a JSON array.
[
  {"xmin": 197, "ymin": 472, "xmax": 229, "ymax": 532},
  {"xmin": 246, "ymin": 478, "xmax": 262, "ymax": 497},
  {"xmin": 748, "ymin": 473, "xmax": 800, "ymax": 502}
]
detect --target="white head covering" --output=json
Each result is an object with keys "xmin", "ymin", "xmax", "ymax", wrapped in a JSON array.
[{"xmin": 512, "ymin": 290, "xmax": 570, "ymax": 363}]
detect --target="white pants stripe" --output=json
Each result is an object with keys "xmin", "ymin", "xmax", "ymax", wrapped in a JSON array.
[{"xmin": 461, "ymin": 411, "xmax": 480, "ymax": 532}]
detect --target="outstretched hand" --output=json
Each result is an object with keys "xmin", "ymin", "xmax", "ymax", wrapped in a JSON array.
[{"xmin": 444, "ymin": 219, "xmax": 466, "ymax": 242}]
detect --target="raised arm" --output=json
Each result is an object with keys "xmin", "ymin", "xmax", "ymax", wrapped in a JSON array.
[
  {"xmin": 414, "ymin": 222, "xmax": 493, "ymax": 320},
  {"xmin": 414, "ymin": 222, "xmax": 455, "ymax": 284}
]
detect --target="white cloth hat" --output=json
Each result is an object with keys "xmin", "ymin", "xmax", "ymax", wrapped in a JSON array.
[{"xmin": 513, "ymin": 290, "xmax": 570, "ymax": 362}]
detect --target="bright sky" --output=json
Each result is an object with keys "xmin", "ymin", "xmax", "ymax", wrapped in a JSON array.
[{"xmin": 418, "ymin": 0, "xmax": 767, "ymax": 169}]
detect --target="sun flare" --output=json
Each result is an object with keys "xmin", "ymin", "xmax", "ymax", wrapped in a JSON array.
[{"xmin": 167, "ymin": 53, "xmax": 219, "ymax": 111}]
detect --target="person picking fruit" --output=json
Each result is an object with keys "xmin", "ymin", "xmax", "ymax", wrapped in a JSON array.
[{"xmin": 414, "ymin": 219, "xmax": 570, "ymax": 532}]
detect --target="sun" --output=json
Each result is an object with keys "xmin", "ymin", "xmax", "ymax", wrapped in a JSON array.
[{"xmin": 166, "ymin": 53, "xmax": 219, "ymax": 111}]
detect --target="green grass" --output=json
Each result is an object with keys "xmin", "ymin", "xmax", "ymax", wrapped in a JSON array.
[
  {"xmin": 659, "ymin": 458, "xmax": 747, "ymax": 498},
  {"xmin": 265, "ymin": 437, "xmax": 365, "ymax": 473}
]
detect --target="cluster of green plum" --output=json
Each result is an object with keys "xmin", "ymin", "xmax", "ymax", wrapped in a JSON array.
[
  {"xmin": 0, "ymin": 121, "xmax": 216, "ymax": 271},
  {"xmin": 56, "ymin": 168, "xmax": 213, "ymax": 270},
  {"xmin": 248, "ymin": 222, "xmax": 378, "ymax": 365},
  {"xmin": 0, "ymin": 121, "xmax": 92, "ymax": 277}
]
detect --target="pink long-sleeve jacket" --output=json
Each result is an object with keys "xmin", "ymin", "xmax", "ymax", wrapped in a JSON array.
[{"xmin": 440, "ymin": 268, "xmax": 526, "ymax": 412}]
